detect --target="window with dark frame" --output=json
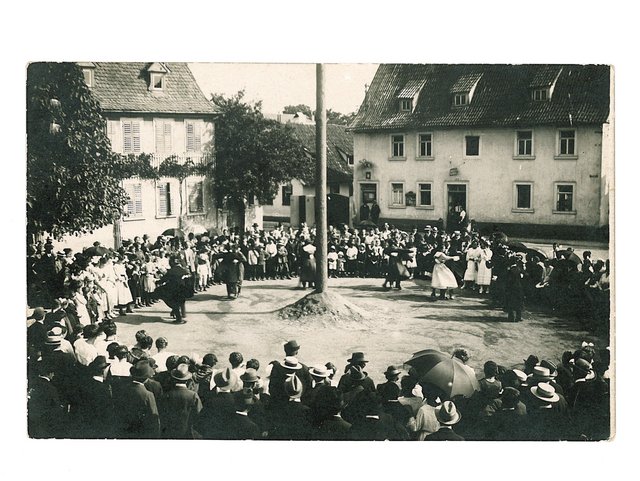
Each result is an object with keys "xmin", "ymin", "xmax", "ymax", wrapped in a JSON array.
[
  {"xmin": 418, "ymin": 183, "xmax": 432, "ymax": 206},
  {"xmin": 515, "ymin": 184, "xmax": 532, "ymax": 209},
  {"xmin": 559, "ymin": 130, "xmax": 576, "ymax": 156},
  {"xmin": 556, "ymin": 184, "xmax": 574, "ymax": 212},
  {"xmin": 282, "ymin": 184, "xmax": 293, "ymax": 206},
  {"xmin": 391, "ymin": 183, "xmax": 404, "ymax": 205},
  {"xmin": 532, "ymin": 88, "xmax": 548, "ymax": 101},
  {"xmin": 454, "ymin": 93, "xmax": 468, "ymax": 106},
  {"xmin": 151, "ymin": 73, "xmax": 165, "ymax": 91},
  {"xmin": 158, "ymin": 182, "xmax": 172, "ymax": 216},
  {"xmin": 391, "ymin": 135, "xmax": 405, "ymax": 158},
  {"xmin": 187, "ymin": 180, "xmax": 204, "ymax": 214},
  {"xmin": 517, "ymin": 130, "xmax": 533, "ymax": 156},
  {"xmin": 465, "ymin": 135, "xmax": 480, "ymax": 156},
  {"xmin": 419, "ymin": 133, "xmax": 432, "ymax": 157},
  {"xmin": 400, "ymin": 99, "xmax": 412, "ymax": 111}
]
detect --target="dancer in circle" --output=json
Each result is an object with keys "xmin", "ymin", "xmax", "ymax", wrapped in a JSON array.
[
  {"xmin": 155, "ymin": 256, "xmax": 193, "ymax": 324},
  {"xmin": 430, "ymin": 244, "xmax": 461, "ymax": 300}
]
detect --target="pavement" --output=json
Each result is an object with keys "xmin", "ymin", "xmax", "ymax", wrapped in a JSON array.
[{"xmin": 114, "ymin": 276, "xmax": 610, "ymax": 385}]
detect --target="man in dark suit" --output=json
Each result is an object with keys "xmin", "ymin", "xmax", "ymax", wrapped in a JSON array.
[
  {"xmin": 74, "ymin": 355, "xmax": 115, "ymax": 438},
  {"xmin": 195, "ymin": 367, "xmax": 238, "ymax": 438},
  {"xmin": 215, "ymin": 391, "xmax": 262, "ymax": 440},
  {"xmin": 311, "ymin": 386, "xmax": 352, "ymax": 440},
  {"xmin": 268, "ymin": 375, "xmax": 312, "ymax": 440},
  {"xmin": 113, "ymin": 361, "xmax": 160, "ymax": 438},
  {"xmin": 159, "ymin": 363, "xmax": 202, "ymax": 439},
  {"xmin": 302, "ymin": 365, "xmax": 331, "ymax": 406},
  {"xmin": 504, "ymin": 254, "xmax": 526, "ymax": 322},
  {"xmin": 27, "ymin": 360, "xmax": 67, "ymax": 438},
  {"xmin": 269, "ymin": 340, "xmax": 312, "ymax": 404},
  {"xmin": 349, "ymin": 391, "xmax": 409, "ymax": 441},
  {"xmin": 27, "ymin": 307, "xmax": 47, "ymax": 358},
  {"xmin": 425, "ymin": 401, "xmax": 465, "ymax": 441}
]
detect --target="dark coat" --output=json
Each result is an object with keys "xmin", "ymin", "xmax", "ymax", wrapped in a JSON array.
[
  {"xmin": 315, "ymin": 415, "xmax": 352, "ymax": 440},
  {"xmin": 113, "ymin": 381, "xmax": 160, "ymax": 439},
  {"xmin": 27, "ymin": 376, "xmax": 67, "ymax": 438},
  {"xmin": 268, "ymin": 400, "xmax": 312, "ymax": 440},
  {"xmin": 195, "ymin": 391, "xmax": 236, "ymax": 438},
  {"xmin": 349, "ymin": 412, "xmax": 409, "ymax": 441},
  {"xmin": 215, "ymin": 412, "xmax": 262, "ymax": 440},
  {"xmin": 144, "ymin": 378, "xmax": 164, "ymax": 402},
  {"xmin": 268, "ymin": 362, "xmax": 313, "ymax": 404},
  {"xmin": 505, "ymin": 263, "xmax": 525, "ymax": 310},
  {"xmin": 159, "ymin": 385, "xmax": 203, "ymax": 439},
  {"xmin": 425, "ymin": 426, "xmax": 465, "ymax": 441},
  {"xmin": 75, "ymin": 377, "xmax": 115, "ymax": 438}
]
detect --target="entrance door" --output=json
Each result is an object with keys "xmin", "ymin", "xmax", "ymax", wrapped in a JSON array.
[
  {"xmin": 360, "ymin": 183, "xmax": 377, "ymax": 204},
  {"xmin": 446, "ymin": 184, "xmax": 467, "ymax": 230}
]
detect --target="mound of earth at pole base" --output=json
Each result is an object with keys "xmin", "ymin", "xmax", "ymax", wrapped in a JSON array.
[{"xmin": 277, "ymin": 290, "xmax": 371, "ymax": 327}]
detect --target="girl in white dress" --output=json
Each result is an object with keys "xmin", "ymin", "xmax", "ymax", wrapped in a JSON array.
[
  {"xmin": 113, "ymin": 256, "xmax": 133, "ymax": 314},
  {"xmin": 430, "ymin": 244, "xmax": 461, "ymax": 300},
  {"xmin": 463, "ymin": 240, "xmax": 481, "ymax": 289},
  {"xmin": 476, "ymin": 239, "xmax": 493, "ymax": 294}
]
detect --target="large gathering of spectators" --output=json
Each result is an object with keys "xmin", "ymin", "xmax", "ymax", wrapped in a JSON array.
[
  {"xmin": 27, "ymin": 313, "xmax": 611, "ymax": 440},
  {"xmin": 26, "ymin": 220, "xmax": 611, "ymax": 440}
]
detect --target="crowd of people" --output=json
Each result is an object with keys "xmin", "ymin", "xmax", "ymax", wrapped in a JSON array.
[
  {"xmin": 26, "ymin": 221, "xmax": 611, "ymax": 440},
  {"xmin": 27, "ymin": 313, "xmax": 611, "ymax": 440}
]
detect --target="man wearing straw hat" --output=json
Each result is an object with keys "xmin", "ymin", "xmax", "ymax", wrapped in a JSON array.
[{"xmin": 424, "ymin": 400, "xmax": 465, "ymax": 441}]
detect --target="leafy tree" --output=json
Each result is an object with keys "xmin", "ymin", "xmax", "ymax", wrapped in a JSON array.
[
  {"xmin": 212, "ymin": 92, "xmax": 311, "ymax": 225},
  {"xmin": 283, "ymin": 104, "xmax": 313, "ymax": 119},
  {"xmin": 27, "ymin": 62, "xmax": 130, "ymax": 239},
  {"xmin": 327, "ymin": 109, "xmax": 357, "ymax": 126}
]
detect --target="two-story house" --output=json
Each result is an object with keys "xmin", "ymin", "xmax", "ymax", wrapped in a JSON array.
[
  {"xmin": 350, "ymin": 64, "xmax": 612, "ymax": 240},
  {"xmin": 70, "ymin": 62, "xmax": 217, "ymax": 250}
]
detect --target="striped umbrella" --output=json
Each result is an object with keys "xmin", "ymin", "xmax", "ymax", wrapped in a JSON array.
[{"xmin": 405, "ymin": 349, "xmax": 479, "ymax": 399}]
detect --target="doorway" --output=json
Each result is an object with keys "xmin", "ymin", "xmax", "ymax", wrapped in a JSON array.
[{"xmin": 446, "ymin": 184, "xmax": 467, "ymax": 230}]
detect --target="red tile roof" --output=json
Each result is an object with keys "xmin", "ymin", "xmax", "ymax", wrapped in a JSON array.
[
  {"xmin": 87, "ymin": 62, "xmax": 217, "ymax": 115},
  {"xmin": 351, "ymin": 64, "xmax": 610, "ymax": 132}
]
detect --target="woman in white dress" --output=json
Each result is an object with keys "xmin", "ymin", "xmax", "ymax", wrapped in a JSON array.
[
  {"xmin": 463, "ymin": 240, "xmax": 481, "ymax": 289},
  {"xmin": 430, "ymin": 244, "xmax": 461, "ymax": 300},
  {"xmin": 113, "ymin": 256, "xmax": 134, "ymax": 314},
  {"xmin": 142, "ymin": 254, "xmax": 158, "ymax": 306},
  {"xmin": 476, "ymin": 239, "xmax": 493, "ymax": 294},
  {"xmin": 96, "ymin": 257, "xmax": 118, "ymax": 320},
  {"xmin": 70, "ymin": 280, "xmax": 92, "ymax": 326}
]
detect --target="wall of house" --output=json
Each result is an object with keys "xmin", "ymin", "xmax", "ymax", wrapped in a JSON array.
[{"xmin": 353, "ymin": 125, "xmax": 607, "ymax": 237}]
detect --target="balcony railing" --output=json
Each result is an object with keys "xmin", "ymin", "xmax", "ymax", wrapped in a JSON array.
[{"xmin": 150, "ymin": 152, "xmax": 214, "ymax": 169}]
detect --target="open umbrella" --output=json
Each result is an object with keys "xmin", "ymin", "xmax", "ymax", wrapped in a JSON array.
[
  {"xmin": 162, "ymin": 228, "xmax": 186, "ymax": 238},
  {"xmin": 524, "ymin": 246, "xmax": 548, "ymax": 260},
  {"xmin": 557, "ymin": 249, "xmax": 582, "ymax": 265},
  {"xmin": 84, "ymin": 245, "xmax": 109, "ymax": 257},
  {"xmin": 358, "ymin": 220, "xmax": 377, "ymax": 229},
  {"xmin": 405, "ymin": 349, "xmax": 479, "ymax": 399},
  {"xmin": 506, "ymin": 240, "xmax": 528, "ymax": 253}
]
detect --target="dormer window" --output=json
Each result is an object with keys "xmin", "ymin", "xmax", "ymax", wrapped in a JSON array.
[
  {"xmin": 399, "ymin": 99, "xmax": 412, "ymax": 112},
  {"xmin": 450, "ymin": 73, "xmax": 482, "ymax": 108},
  {"xmin": 454, "ymin": 93, "xmax": 468, "ymax": 107},
  {"xmin": 77, "ymin": 62, "xmax": 96, "ymax": 88},
  {"xmin": 147, "ymin": 62, "xmax": 169, "ymax": 93},
  {"xmin": 151, "ymin": 73, "xmax": 165, "ymax": 91},
  {"xmin": 529, "ymin": 66, "xmax": 562, "ymax": 102}
]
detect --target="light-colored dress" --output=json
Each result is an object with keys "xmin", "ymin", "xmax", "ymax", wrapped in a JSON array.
[
  {"xmin": 72, "ymin": 291, "xmax": 91, "ymax": 326},
  {"xmin": 143, "ymin": 261, "xmax": 157, "ymax": 293},
  {"xmin": 476, "ymin": 248, "xmax": 493, "ymax": 286},
  {"xmin": 431, "ymin": 252, "xmax": 460, "ymax": 289},
  {"xmin": 114, "ymin": 262, "xmax": 133, "ymax": 305},
  {"xmin": 463, "ymin": 246, "xmax": 481, "ymax": 282}
]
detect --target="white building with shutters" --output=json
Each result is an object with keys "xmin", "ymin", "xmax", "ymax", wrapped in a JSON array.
[{"xmin": 64, "ymin": 62, "xmax": 218, "ymax": 250}]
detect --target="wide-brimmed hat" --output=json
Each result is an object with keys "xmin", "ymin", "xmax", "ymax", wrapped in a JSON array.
[
  {"xmin": 240, "ymin": 368, "xmax": 260, "ymax": 383},
  {"xmin": 282, "ymin": 356, "xmax": 302, "ymax": 370},
  {"xmin": 284, "ymin": 340, "xmax": 300, "ymax": 352},
  {"xmin": 284, "ymin": 374, "xmax": 303, "ymax": 398},
  {"xmin": 524, "ymin": 355, "xmax": 539, "ymax": 366},
  {"xmin": 530, "ymin": 382, "xmax": 560, "ymax": 403},
  {"xmin": 573, "ymin": 358, "xmax": 595, "ymax": 379},
  {"xmin": 171, "ymin": 363, "xmax": 192, "ymax": 381},
  {"xmin": 44, "ymin": 332, "xmax": 63, "ymax": 345},
  {"xmin": 28, "ymin": 307, "xmax": 46, "ymax": 321},
  {"xmin": 214, "ymin": 367, "xmax": 238, "ymax": 388},
  {"xmin": 347, "ymin": 352, "xmax": 368, "ymax": 364},
  {"xmin": 529, "ymin": 366, "xmax": 555, "ymax": 382},
  {"xmin": 436, "ymin": 401, "xmax": 462, "ymax": 425},
  {"xmin": 310, "ymin": 366, "xmax": 330, "ymax": 378},
  {"xmin": 130, "ymin": 361, "xmax": 154, "ymax": 380},
  {"xmin": 88, "ymin": 355, "xmax": 110, "ymax": 374},
  {"xmin": 383, "ymin": 365, "xmax": 401, "ymax": 378},
  {"xmin": 539, "ymin": 360, "xmax": 558, "ymax": 377},
  {"xmin": 512, "ymin": 369, "xmax": 528, "ymax": 387}
]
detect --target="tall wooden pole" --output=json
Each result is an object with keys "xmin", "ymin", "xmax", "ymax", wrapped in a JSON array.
[{"xmin": 315, "ymin": 64, "xmax": 328, "ymax": 293}]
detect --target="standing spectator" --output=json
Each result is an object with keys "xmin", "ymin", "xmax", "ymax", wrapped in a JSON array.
[
  {"xmin": 152, "ymin": 337, "xmax": 175, "ymax": 373},
  {"xmin": 113, "ymin": 362, "xmax": 160, "ymax": 439},
  {"xmin": 505, "ymin": 253, "xmax": 526, "ymax": 322},
  {"xmin": 476, "ymin": 239, "xmax": 493, "ymax": 294},
  {"xmin": 359, "ymin": 202, "xmax": 370, "ymax": 222},
  {"xmin": 425, "ymin": 401, "xmax": 465, "ymax": 441},
  {"xmin": 159, "ymin": 364, "xmax": 203, "ymax": 439},
  {"xmin": 370, "ymin": 201, "xmax": 381, "ymax": 225},
  {"xmin": 27, "ymin": 360, "xmax": 67, "ymax": 438},
  {"xmin": 463, "ymin": 239, "xmax": 481, "ymax": 290},
  {"xmin": 74, "ymin": 355, "xmax": 115, "ymax": 438}
]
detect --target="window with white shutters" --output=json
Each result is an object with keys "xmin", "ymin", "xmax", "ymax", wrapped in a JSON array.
[
  {"xmin": 124, "ymin": 183, "xmax": 143, "ymax": 218},
  {"xmin": 155, "ymin": 121, "xmax": 173, "ymax": 153},
  {"xmin": 187, "ymin": 180, "xmax": 204, "ymax": 214},
  {"xmin": 185, "ymin": 121, "xmax": 202, "ymax": 152},
  {"xmin": 158, "ymin": 182, "xmax": 172, "ymax": 216},
  {"xmin": 123, "ymin": 120, "xmax": 141, "ymax": 153}
]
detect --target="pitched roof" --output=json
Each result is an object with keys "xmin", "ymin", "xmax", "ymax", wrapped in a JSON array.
[
  {"xmin": 288, "ymin": 123, "xmax": 353, "ymax": 184},
  {"xmin": 87, "ymin": 62, "xmax": 217, "ymax": 115},
  {"xmin": 350, "ymin": 64, "xmax": 610, "ymax": 132}
]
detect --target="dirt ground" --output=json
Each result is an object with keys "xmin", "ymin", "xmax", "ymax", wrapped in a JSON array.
[{"xmin": 114, "ymin": 274, "xmax": 610, "ymax": 384}]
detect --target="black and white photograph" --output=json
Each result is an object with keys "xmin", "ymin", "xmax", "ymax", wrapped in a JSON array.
[{"xmin": 7, "ymin": 1, "xmax": 639, "ymax": 478}]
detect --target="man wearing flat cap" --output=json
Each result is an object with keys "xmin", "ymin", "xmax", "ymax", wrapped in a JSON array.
[{"xmin": 159, "ymin": 364, "xmax": 203, "ymax": 439}]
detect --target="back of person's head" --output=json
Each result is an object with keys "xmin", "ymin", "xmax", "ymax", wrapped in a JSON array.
[
  {"xmin": 325, "ymin": 362, "xmax": 336, "ymax": 379},
  {"xmin": 82, "ymin": 324, "xmax": 100, "ymax": 340},
  {"xmin": 501, "ymin": 387, "xmax": 520, "ymax": 409},
  {"xmin": 484, "ymin": 360, "xmax": 498, "ymax": 378},
  {"xmin": 202, "ymin": 353, "xmax": 218, "ymax": 367},
  {"xmin": 139, "ymin": 335, "xmax": 153, "ymax": 350},
  {"xmin": 135, "ymin": 330, "xmax": 147, "ymax": 344},
  {"xmin": 155, "ymin": 337, "xmax": 168, "ymax": 350},
  {"xmin": 378, "ymin": 382, "xmax": 400, "ymax": 402},
  {"xmin": 246, "ymin": 358, "xmax": 260, "ymax": 370},
  {"xmin": 313, "ymin": 385, "xmax": 343, "ymax": 417},
  {"xmin": 130, "ymin": 347, "xmax": 148, "ymax": 363},
  {"xmin": 421, "ymin": 382, "xmax": 443, "ymax": 405},
  {"xmin": 562, "ymin": 350, "xmax": 573, "ymax": 365},
  {"xmin": 166, "ymin": 355, "xmax": 180, "ymax": 371},
  {"xmin": 115, "ymin": 345, "xmax": 129, "ymax": 361},
  {"xmin": 583, "ymin": 250, "xmax": 592, "ymax": 259},
  {"xmin": 229, "ymin": 351, "xmax": 243, "ymax": 368},
  {"xmin": 106, "ymin": 342, "xmax": 120, "ymax": 359},
  {"xmin": 452, "ymin": 348, "xmax": 470, "ymax": 363},
  {"xmin": 400, "ymin": 375, "xmax": 417, "ymax": 393},
  {"xmin": 102, "ymin": 321, "xmax": 117, "ymax": 337}
]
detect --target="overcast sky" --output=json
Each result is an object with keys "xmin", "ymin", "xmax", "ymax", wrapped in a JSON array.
[{"xmin": 188, "ymin": 63, "xmax": 379, "ymax": 116}]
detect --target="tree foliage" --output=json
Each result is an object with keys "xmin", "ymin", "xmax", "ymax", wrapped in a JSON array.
[
  {"xmin": 212, "ymin": 91, "xmax": 311, "ymax": 206},
  {"xmin": 27, "ymin": 62, "xmax": 131, "ymax": 239},
  {"xmin": 283, "ymin": 104, "xmax": 313, "ymax": 118}
]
